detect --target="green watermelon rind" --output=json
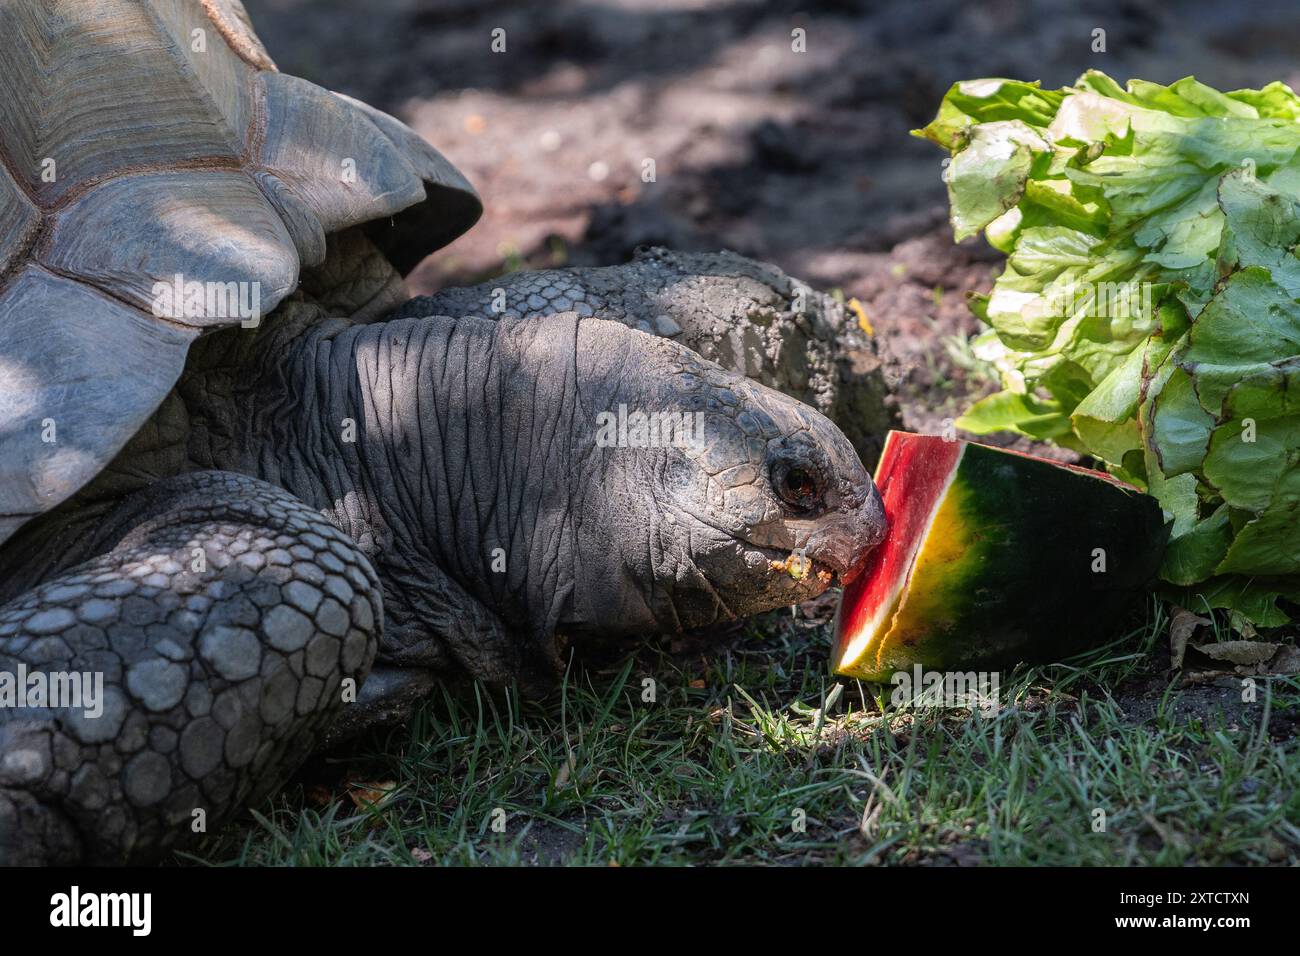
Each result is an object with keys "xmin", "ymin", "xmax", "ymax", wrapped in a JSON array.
[{"xmin": 834, "ymin": 433, "xmax": 1170, "ymax": 680}]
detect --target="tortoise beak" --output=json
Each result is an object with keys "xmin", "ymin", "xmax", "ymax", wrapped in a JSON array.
[{"xmin": 806, "ymin": 484, "xmax": 887, "ymax": 588}]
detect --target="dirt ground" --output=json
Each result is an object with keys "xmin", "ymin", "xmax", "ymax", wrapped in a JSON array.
[{"xmin": 245, "ymin": 0, "xmax": 1300, "ymax": 437}]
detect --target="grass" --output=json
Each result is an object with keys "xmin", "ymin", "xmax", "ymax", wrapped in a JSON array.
[{"xmin": 187, "ymin": 599, "xmax": 1300, "ymax": 866}]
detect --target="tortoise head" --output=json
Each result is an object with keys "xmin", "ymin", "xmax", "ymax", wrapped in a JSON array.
[
  {"xmin": 243, "ymin": 308, "xmax": 884, "ymax": 691},
  {"xmin": 559, "ymin": 321, "xmax": 887, "ymax": 637}
]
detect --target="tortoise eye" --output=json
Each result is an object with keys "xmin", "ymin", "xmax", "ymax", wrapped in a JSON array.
[{"xmin": 773, "ymin": 462, "xmax": 826, "ymax": 511}]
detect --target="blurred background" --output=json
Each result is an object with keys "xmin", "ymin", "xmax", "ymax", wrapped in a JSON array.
[{"xmin": 244, "ymin": 0, "xmax": 1300, "ymax": 435}]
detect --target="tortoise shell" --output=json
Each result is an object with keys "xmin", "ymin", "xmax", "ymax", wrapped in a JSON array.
[{"xmin": 0, "ymin": 0, "xmax": 481, "ymax": 544}]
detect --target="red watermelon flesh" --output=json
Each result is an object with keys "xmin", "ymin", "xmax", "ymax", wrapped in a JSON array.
[{"xmin": 832, "ymin": 431, "xmax": 1168, "ymax": 681}]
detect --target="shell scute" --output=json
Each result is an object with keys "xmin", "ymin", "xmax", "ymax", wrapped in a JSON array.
[{"xmin": 0, "ymin": 0, "xmax": 481, "ymax": 544}]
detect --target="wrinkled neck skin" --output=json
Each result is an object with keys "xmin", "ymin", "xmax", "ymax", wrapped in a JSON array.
[
  {"xmin": 233, "ymin": 317, "xmax": 560, "ymax": 640},
  {"xmin": 228, "ymin": 314, "xmax": 690, "ymax": 663}
]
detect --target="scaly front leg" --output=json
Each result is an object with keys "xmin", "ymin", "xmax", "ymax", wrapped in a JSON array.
[{"xmin": 0, "ymin": 471, "xmax": 381, "ymax": 864}]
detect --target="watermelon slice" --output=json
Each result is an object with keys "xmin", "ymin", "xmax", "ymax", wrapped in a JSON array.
[{"xmin": 832, "ymin": 431, "xmax": 1169, "ymax": 680}]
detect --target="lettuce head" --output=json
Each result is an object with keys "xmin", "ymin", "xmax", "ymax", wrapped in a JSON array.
[{"xmin": 918, "ymin": 71, "xmax": 1300, "ymax": 625}]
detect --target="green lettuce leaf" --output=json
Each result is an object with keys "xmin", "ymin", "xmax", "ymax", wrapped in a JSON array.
[{"xmin": 920, "ymin": 72, "xmax": 1300, "ymax": 624}]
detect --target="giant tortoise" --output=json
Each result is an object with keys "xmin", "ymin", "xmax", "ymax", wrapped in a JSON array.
[{"xmin": 0, "ymin": 0, "xmax": 887, "ymax": 863}]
